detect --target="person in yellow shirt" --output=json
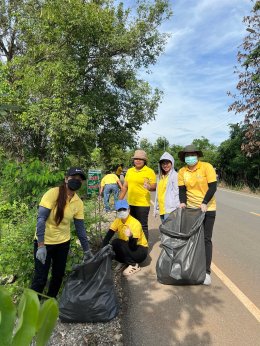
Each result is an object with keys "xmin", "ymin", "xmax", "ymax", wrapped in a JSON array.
[
  {"xmin": 99, "ymin": 170, "xmax": 123, "ymax": 212},
  {"xmin": 31, "ymin": 167, "xmax": 92, "ymax": 298},
  {"xmin": 154, "ymin": 152, "xmax": 179, "ymax": 222},
  {"xmin": 119, "ymin": 150, "xmax": 156, "ymax": 240},
  {"xmin": 102, "ymin": 200, "xmax": 148, "ymax": 275},
  {"xmin": 178, "ymin": 145, "xmax": 217, "ymax": 286},
  {"xmin": 115, "ymin": 163, "xmax": 124, "ymax": 178}
]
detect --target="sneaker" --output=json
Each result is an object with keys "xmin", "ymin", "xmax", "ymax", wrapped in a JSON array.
[
  {"xmin": 203, "ymin": 273, "xmax": 211, "ymax": 285},
  {"xmin": 123, "ymin": 264, "xmax": 141, "ymax": 276},
  {"xmin": 115, "ymin": 262, "xmax": 127, "ymax": 272}
]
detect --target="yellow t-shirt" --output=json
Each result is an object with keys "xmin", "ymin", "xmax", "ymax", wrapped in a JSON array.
[
  {"xmin": 115, "ymin": 166, "xmax": 123, "ymax": 176},
  {"xmin": 110, "ymin": 215, "xmax": 148, "ymax": 247},
  {"xmin": 178, "ymin": 161, "xmax": 217, "ymax": 211},
  {"xmin": 125, "ymin": 166, "xmax": 156, "ymax": 206},
  {"xmin": 158, "ymin": 175, "xmax": 169, "ymax": 215},
  {"xmin": 100, "ymin": 173, "xmax": 119, "ymax": 187},
  {"xmin": 37, "ymin": 187, "xmax": 84, "ymax": 244}
]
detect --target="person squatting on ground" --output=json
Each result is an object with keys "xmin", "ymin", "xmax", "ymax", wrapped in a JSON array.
[
  {"xmin": 102, "ymin": 200, "xmax": 148, "ymax": 276},
  {"xmin": 177, "ymin": 145, "xmax": 217, "ymax": 285},
  {"xmin": 31, "ymin": 167, "xmax": 92, "ymax": 298},
  {"xmin": 119, "ymin": 150, "xmax": 156, "ymax": 240},
  {"xmin": 99, "ymin": 170, "xmax": 123, "ymax": 213},
  {"xmin": 154, "ymin": 152, "xmax": 180, "ymax": 222}
]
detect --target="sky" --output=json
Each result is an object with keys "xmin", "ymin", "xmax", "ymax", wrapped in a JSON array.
[{"xmin": 134, "ymin": 0, "xmax": 253, "ymax": 147}]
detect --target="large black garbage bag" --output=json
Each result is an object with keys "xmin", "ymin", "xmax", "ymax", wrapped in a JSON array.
[
  {"xmin": 59, "ymin": 245, "xmax": 119, "ymax": 322},
  {"xmin": 156, "ymin": 208, "xmax": 206, "ymax": 285}
]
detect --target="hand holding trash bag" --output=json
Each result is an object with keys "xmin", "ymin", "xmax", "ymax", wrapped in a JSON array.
[
  {"xmin": 83, "ymin": 249, "xmax": 94, "ymax": 262},
  {"xmin": 200, "ymin": 203, "xmax": 207, "ymax": 213},
  {"xmin": 36, "ymin": 246, "xmax": 47, "ymax": 264}
]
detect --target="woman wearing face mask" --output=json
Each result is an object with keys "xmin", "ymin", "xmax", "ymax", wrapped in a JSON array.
[
  {"xmin": 31, "ymin": 167, "xmax": 92, "ymax": 298},
  {"xmin": 178, "ymin": 145, "xmax": 217, "ymax": 286},
  {"xmin": 119, "ymin": 150, "xmax": 156, "ymax": 240},
  {"xmin": 154, "ymin": 152, "xmax": 180, "ymax": 222},
  {"xmin": 102, "ymin": 200, "xmax": 148, "ymax": 276}
]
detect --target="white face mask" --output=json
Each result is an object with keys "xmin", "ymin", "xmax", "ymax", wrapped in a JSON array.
[{"xmin": 117, "ymin": 210, "xmax": 129, "ymax": 219}]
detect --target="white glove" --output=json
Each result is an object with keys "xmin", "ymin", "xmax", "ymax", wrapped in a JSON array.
[
  {"xmin": 124, "ymin": 227, "xmax": 132, "ymax": 237},
  {"xmin": 200, "ymin": 203, "xmax": 208, "ymax": 213},
  {"xmin": 36, "ymin": 246, "xmax": 47, "ymax": 264}
]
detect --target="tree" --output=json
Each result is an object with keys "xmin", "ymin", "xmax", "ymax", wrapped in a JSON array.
[
  {"xmin": 192, "ymin": 137, "xmax": 219, "ymax": 167},
  {"xmin": 228, "ymin": 1, "xmax": 260, "ymax": 157},
  {"xmin": 217, "ymin": 124, "xmax": 259, "ymax": 189},
  {"xmin": 0, "ymin": 0, "xmax": 172, "ymax": 164}
]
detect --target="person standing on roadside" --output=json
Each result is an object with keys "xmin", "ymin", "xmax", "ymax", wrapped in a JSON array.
[
  {"xmin": 31, "ymin": 167, "xmax": 92, "ymax": 298},
  {"xmin": 154, "ymin": 152, "xmax": 180, "ymax": 222},
  {"xmin": 119, "ymin": 150, "xmax": 156, "ymax": 240},
  {"xmin": 178, "ymin": 145, "xmax": 217, "ymax": 285},
  {"xmin": 99, "ymin": 170, "xmax": 123, "ymax": 213}
]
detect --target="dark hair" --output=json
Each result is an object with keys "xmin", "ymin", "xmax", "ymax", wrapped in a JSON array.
[{"xmin": 54, "ymin": 181, "xmax": 67, "ymax": 225}]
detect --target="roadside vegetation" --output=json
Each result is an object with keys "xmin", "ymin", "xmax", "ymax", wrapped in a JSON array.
[{"xmin": 0, "ymin": 1, "xmax": 259, "ymax": 344}]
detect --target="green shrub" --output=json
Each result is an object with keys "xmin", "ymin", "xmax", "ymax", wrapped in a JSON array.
[{"xmin": 0, "ymin": 287, "xmax": 58, "ymax": 346}]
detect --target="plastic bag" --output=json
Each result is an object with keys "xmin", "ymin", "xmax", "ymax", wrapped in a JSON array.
[
  {"xmin": 59, "ymin": 245, "xmax": 119, "ymax": 322},
  {"xmin": 156, "ymin": 208, "xmax": 206, "ymax": 285}
]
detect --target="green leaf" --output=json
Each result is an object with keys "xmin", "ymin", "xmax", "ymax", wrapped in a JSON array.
[
  {"xmin": 35, "ymin": 298, "xmax": 59, "ymax": 346},
  {"xmin": 0, "ymin": 287, "xmax": 16, "ymax": 346},
  {"xmin": 12, "ymin": 289, "xmax": 40, "ymax": 346}
]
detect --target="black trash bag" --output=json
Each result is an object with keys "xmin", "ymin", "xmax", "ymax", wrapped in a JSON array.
[
  {"xmin": 59, "ymin": 244, "xmax": 119, "ymax": 323},
  {"xmin": 156, "ymin": 208, "xmax": 206, "ymax": 285}
]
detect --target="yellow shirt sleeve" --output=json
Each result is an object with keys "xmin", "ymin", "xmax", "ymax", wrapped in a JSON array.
[
  {"xmin": 178, "ymin": 167, "xmax": 185, "ymax": 186},
  {"xmin": 205, "ymin": 163, "xmax": 217, "ymax": 183},
  {"xmin": 73, "ymin": 199, "xmax": 84, "ymax": 219},
  {"xmin": 148, "ymin": 168, "xmax": 157, "ymax": 184},
  {"xmin": 39, "ymin": 188, "xmax": 58, "ymax": 209},
  {"xmin": 110, "ymin": 218, "xmax": 119, "ymax": 232}
]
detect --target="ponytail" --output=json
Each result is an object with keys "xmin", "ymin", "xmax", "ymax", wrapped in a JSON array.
[{"xmin": 54, "ymin": 181, "xmax": 67, "ymax": 225}]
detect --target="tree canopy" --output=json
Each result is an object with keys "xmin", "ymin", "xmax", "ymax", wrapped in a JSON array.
[
  {"xmin": 228, "ymin": 1, "xmax": 260, "ymax": 157},
  {"xmin": 0, "ymin": 0, "xmax": 171, "ymax": 164}
]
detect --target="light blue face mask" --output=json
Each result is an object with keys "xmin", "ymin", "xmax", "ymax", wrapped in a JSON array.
[{"xmin": 185, "ymin": 156, "xmax": 198, "ymax": 166}]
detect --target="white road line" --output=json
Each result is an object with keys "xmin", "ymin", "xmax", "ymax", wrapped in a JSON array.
[
  {"xmin": 250, "ymin": 212, "xmax": 260, "ymax": 217},
  {"xmin": 212, "ymin": 263, "xmax": 260, "ymax": 323},
  {"xmin": 218, "ymin": 188, "xmax": 260, "ymax": 199}
]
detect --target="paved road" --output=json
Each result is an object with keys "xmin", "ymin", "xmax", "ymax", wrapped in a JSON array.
[{"xmin": 121, "ymin": 189, "xmax": 260, "ymax": 346}]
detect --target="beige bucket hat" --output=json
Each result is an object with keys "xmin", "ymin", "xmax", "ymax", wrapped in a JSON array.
[{"xmin": 132, "ymin": 150, "xmax": 148, "ymax": 160}]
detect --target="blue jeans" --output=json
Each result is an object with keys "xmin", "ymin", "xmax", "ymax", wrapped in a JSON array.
[{"xmin": 103, "ymin": 184, "xmax": 119, "ymax": 211}]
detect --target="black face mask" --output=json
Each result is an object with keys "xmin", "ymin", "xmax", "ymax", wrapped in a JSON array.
[{"xmin": 68, "ymin": 179, "xmax": 82, "ymax": 191}]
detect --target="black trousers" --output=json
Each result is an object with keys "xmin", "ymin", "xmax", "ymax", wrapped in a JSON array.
[
  {"xmin": 112, "ymin": 238, "xmax": 148, "ymax": 265},
  {"xmin": 31, "ymin": 240, "xmax": 70, "ymax": 298},
  {"xmin": 203, "ymin": 211, "xmax": 216, "ymax": 274},
  {"xmin": 129, "ymin": 205, "xmax": 150, "ymax": 240}
]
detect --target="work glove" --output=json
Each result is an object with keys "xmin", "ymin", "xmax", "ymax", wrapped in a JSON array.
[
  {"xmin": 83, "ymin": 249, "xmax": 94, "ymax": 262},
  {"xmin": 200, "ymin": 203, "xmax": 208, "ymax": 213},
  {"xmin": 36, "ymin": 246, "xmax": 47, "ymax": 265}
]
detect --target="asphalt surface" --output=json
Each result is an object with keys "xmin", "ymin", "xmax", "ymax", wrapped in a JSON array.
[{"xmin": 121, "ymin": 189, "xmax": 260, "ymax": 346}]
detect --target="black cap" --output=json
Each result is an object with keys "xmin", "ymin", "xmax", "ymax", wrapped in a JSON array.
[{"xmin": 66, "ymin": 167, "xmax": 86, "ymax": 180}]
